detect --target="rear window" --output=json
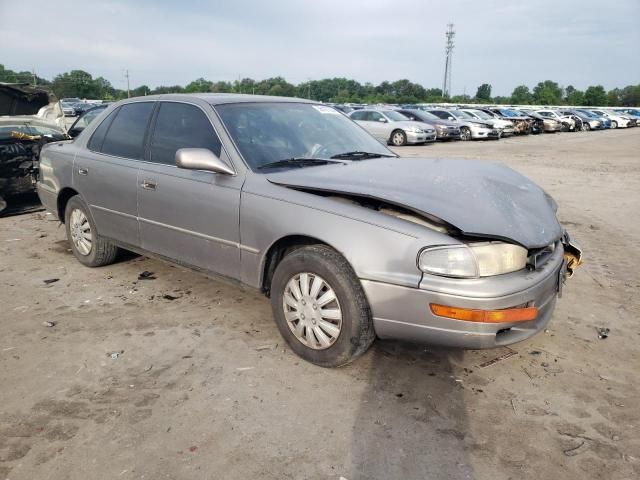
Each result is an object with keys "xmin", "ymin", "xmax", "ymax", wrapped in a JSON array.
[{"xmin": 100, "ymin": 102, "xmax": 155, "ymax": 159}]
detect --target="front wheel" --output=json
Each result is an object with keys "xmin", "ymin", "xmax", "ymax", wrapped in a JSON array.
[
  {"xmin": 583, "ymin": 123, "xmax": 591, "ymax": 131},
  {"xmin": 390, "ymin": 130, "xmax": 407, "ymax": 146},
  {"xmin": 459, "ymin": 127, "xmax": 471, "ymax": 141},
  {"xmin": 611, "ymin": 121, "xmax": 618, "ymax": 129},
  {"xmin": 64, "ymin": 195, "xmax": 119, "ymax": 267},
  {"xmin": 270, "ymin": 245, "xmax": 375, "ymax": 367}
]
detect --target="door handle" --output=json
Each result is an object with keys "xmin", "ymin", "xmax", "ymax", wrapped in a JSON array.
[
  {"xmin": 140, "ymin": 180, "xmax": 157, "ymax": 191},
  {"xmin": 78, "ymin": 168, "xmax": 88, "ymax": 176}
]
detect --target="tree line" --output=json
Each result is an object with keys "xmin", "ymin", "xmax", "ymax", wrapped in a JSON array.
[{"xmin": 1, "ymin": 64, "xmax": 638, "ymax": 106}]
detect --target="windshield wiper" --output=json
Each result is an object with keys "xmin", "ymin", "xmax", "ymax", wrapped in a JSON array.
[
  {"xmin": 257, "ymin": 157, "xmax": 345, "ymax": 170},
  {"xmin": 330, "ymin": 151, "xmax": 396, "ymax": 160}
]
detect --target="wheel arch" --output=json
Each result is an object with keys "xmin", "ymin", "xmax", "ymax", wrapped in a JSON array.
[
  {"xmin": 57, "ymin": 187, "xmax": 80, "ymax": 223},
  {"xmin": 261, "ymin": 234, "xmax": 342, "ymax": 296}
]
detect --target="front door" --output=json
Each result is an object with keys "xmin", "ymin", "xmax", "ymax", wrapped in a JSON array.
[{"xmin": 137, "ymin": 101, "xmax": 242, "ymax": 280}]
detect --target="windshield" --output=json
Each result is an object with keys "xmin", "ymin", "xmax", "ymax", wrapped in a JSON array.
[
  {"xmin": 215, "ymin": 102, "xmax": 394, "ymax": 170},
  {"xmin": 453, "ymin": 110, "xmax": 474, "ymax": 119},
  {"xmin": 414, "ymin": 110, "xmax": 439, "ymax": 120},
  {"xmin": 468, "ymin": 110, "xmax": 489, "ymax": 120},
  {"xmin": 383, "ymin": 110, "xmax": 409, "ymax": 121},
  {"xmin": 498, "ymin": 109, "xmax": 518, "ymax": 117},
  {"xmin": 577, "ymin": 109, "xmax": 598, "ymax": 118}
]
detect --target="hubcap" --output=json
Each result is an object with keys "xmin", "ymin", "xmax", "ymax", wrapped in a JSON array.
[
  {"xmin": 282, "ymin": 273, "xmax": 342, "ymax": 350},
  {"xmin": 69, "ymin": 208, "xmax": 92, "ymax": 256},
  {"xmin": 392, "ymin": 132, "xmax": 404, "ymax": 145}
]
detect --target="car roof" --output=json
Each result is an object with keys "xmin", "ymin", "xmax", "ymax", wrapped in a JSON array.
[{"xmin": 116, "ymin": 93, "xmax": 317, "ymax": 106}]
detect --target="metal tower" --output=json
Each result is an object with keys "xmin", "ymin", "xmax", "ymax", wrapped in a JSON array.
[{"xmin": 442, "ymin": 23, "xmax": 455, "ymax": 98}]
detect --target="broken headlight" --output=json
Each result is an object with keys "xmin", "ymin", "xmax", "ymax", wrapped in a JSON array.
[{"xmin": 418, "ymin": 242, "xmax": 528, "ymax": 278}]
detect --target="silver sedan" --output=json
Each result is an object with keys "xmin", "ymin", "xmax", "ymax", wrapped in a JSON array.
[
  {"xmin": 37, "ymin": 94, "xmax": 582, "ymax": 367},
  {"xmin": 348, "ymin": 109, "xmax": 436, "ymax": 145}
]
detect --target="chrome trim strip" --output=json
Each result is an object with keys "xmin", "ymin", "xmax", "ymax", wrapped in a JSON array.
[{"xmin": 91, "ymin": 204, "xmax": 137, "ymax": 220}]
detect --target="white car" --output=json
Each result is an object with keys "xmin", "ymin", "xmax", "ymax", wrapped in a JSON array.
[
  {"xmin": 590, "ymin": 109, "xmax": 631, "ymax": 128},
  {"xmin": 460, "ymin": 109, "xmax": 515, "ymax": 136}
]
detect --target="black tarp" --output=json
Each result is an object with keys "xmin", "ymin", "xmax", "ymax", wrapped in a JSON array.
[{"xmin": 0, "ymin": 83, "xmax": 56, "ymax": 116}]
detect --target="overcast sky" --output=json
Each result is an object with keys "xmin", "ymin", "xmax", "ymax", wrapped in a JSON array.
[{"xmin": 1, "ymin": 0, "xmax": 638, "ymax": 95}]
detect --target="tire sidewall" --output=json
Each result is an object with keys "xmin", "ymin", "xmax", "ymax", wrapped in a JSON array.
[
  {"xmin": 391, "ymin": 130, "xmax": 407, "ymax": 146},
  {"xmin": 270, "ymin": 246, "xmax": 371, "ymax": 367}
]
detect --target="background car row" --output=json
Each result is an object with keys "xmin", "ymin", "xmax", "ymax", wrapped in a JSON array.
[{"xmin": 336, "ymin": 103, "xmax": 638, "ymax": 146}]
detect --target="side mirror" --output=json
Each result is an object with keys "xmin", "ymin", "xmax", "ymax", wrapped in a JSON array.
[
  {"xmin": 448, "ymin": 116, "xmax": 455, "ymax": 121},
  {"xmin": 67, "ymin": 127, "xmax": 83, "ymax": 138},
  {"xmin": 175, "ymin": 148, "xmax": 234, "ymax": 175},
  {"xmin": 378, "ymin": 118, "xmax": 387, "ymax": 123}
]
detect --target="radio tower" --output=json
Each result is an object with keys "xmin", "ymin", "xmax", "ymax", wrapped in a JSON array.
[{"xmin": 442, "ymin": 23, "xmax": 455, "ymax": 98}]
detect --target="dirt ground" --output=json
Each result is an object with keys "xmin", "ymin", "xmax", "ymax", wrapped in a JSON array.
[{"xmin": 1, "ymin": 128, "xmax": 639, "ymax": 480}]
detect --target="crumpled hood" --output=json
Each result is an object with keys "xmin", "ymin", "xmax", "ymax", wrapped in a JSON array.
[{"xmin": 266, "ymin": 157, "xmax": 562, "ymax": 249}]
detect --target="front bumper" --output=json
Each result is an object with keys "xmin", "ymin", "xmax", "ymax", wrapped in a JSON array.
[
  {"xmin": 470, "ymin": 127, "xmax": 500, "ymax": 139},
  {"xmin": 406, "ymin": 131, "xmax": 435, "ymax": 144},
  {"xmin": 362, "ymin": 242, "xmax": 570, "ymax": 349}
]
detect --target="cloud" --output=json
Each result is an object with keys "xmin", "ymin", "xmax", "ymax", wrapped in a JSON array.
[{"xmin": 1, "ymin": 0, "xmax": 638, "ymax": 95}]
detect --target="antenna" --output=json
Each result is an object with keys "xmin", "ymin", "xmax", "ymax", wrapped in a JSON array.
[{"xmin": 442, "ymin": 23, "xmax": 455, "ymax": 98}]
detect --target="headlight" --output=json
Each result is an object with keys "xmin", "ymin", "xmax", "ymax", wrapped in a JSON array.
[
  {"xmin": 407, "ymin": 126, "xmax": 423, "ymax": 133},
  {"xmin": 418, "ymin": 242, "xmax": 528, "ymax": 278}
]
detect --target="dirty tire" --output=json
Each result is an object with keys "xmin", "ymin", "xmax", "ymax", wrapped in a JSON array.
[
  {"xmin": 610, "ymin": 121, "xmax": 617, "ymax": 129},
  {"xmin": 390, "ymin": 129, "xmax": 407, "ymax": 146},
  {"xmin": 64, "ymin": 195, "xmax": 118, "ymax": 267},
  {"xmin": 270, "ymin": 245, "xmax": 375, "ymax": 367},
  {"xmin": 583, "ymin": 123, "xmax": 591, "ymax": 131},
  {"xmin": 460, "ymin": 127, "xmax": 471, "ymax": 141}
]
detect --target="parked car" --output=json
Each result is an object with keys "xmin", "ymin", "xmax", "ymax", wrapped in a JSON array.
[
  {"xmin": 37, "ymin": 94, "xmax": 582, "ymax": 366},
  {"xmin": 519, "ymin": 110, "xmax": 562, "ymax": 133},
  {"xmin": 559, "ymin": 110, "xmax": 602, "ymax": 131},
  {"xmin": 535, "ymin": 110, "xmax": 577, "ymax": 132},
  {"xmin": 396, "ymin": 109, "xmax": 461, "ymax": 141},
  {"xmin": 479, "ymin": 108, "xmax": 534, "ymax": 135},
  {"xmin": 67, "ymin": 105, "xmax": 109, "ymax": 138},
  {"xmin": 460, "ymin": 109, "xmax": 515, "ymax": 136},
  {"xmin": 613, "ymin": 108, "xmax": 640, "ymax": 125},
  {"xmin": 426, "ymin": 109, "xmax": 500, "ymax": 140},
  {"xmin": 348, "ymin": 109, "xmax": 436, "ymax": 145},
  {"xmin": 589, "ymin": 109, "xmax": 632, "ymax": 128},
  {"xmin": 1, "ymin": 83, "xmax": 68, "ymax": 214},
  {"xmin": 575, "ymin": 109, "xmax": 611, "ymax": 129},
  {"xmin": 61, "ymin": 101, "xmax": 78, "ymax": 117}
]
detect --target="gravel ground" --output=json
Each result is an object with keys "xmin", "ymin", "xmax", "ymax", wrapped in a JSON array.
[{"xmin": 1, "ymin": 128, "xmax": 639, "ymax": 480}]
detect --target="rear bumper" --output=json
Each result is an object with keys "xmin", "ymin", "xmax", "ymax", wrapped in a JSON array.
[{"xmin": 362, "ymin": 246, "xmax": 566, "ymax": 349}]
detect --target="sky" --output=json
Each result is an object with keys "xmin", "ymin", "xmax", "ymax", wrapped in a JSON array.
[{"xmin": 1, "ymin": 0, "xmax": 639, "ymax": 96}]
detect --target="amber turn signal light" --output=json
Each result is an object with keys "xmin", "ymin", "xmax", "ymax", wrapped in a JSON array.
[{"xmin": 430, "ymin": 304, "xmax": 539, "ymax": 323}]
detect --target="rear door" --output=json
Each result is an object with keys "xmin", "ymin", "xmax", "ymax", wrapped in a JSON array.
[
  {"xmin": 74, "ymin": 102, "xmax": 155, "ymax": 246},
  {"xmin": 366, "ymin": 111, "xmax": 390, "ymax": 140},
  {"xmin": 137, "ymin": 101, "xmax": 242, "ymax": 279}
]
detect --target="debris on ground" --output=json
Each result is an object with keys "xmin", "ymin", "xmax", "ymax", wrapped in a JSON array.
[
  {"xmin": 138, "ymin": 271, "xmax": 156, "ymax": 280},
  {"xmin": 108, "ymin": 350, "xmax": 124, "ymax": 359},
  {"xmin": 479, "ymin": 348, "xmax": 517, "ymax": 368},
  {"xmin": 255, "ymin": 344, "xmax": 278, "ymax": 351},
  {"xmin": 162, "ymin": 294, "xmax": 180, "ymax": 301},
  {"xmin": 596, "ymin": 327, "xmax": 610, "ymax": 339},
  {"xmin": 43, "ymin": 278, "xmax": 59, "ymax": 284},
  {"xmin": 563, "ymin": 440, "xmax": 589, "ymax": 456},
  {"xmin": 236, "ymin": 367, "xmax": 254, "ymax": 371},
  {"xmin": 42, "ymin": 321, "xmax": 56, "ymax": 327}
]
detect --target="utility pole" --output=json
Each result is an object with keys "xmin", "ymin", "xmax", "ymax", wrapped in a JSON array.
[
  {"xmin": 32, "ymin": 69, "xmax": 36, "ymax": 86},
  {"xmin": 307, "ymin": 78, "xmax": 311, "ymax": 99},
  {"xmin": 124, "ymin": 69, "xmax": 130, "ymax": 98},
  {"xmin": 442, "ymin": 23, "xmax": 455, "ymax": 98}
]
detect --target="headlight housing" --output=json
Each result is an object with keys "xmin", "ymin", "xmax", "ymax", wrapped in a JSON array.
[
  {"xmin": 418, "ymin": 242, "xmax": 528, "ymax": 278},
  {"xmin": 406, "ymin": 126, "xmax": 423, "ymax": 133}
]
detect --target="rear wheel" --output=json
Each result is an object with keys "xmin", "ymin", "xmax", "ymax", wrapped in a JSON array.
[
  {"xmin": 64, "ymin": 195, "xmax": 118, "ymax": 267},
  {"xmin": 390, "ymin": 130, "xmax": 407, "ymax": 146},
  {"xmin": 270, "ymin": 245, "xmax": 375, "ymax": 367},
  {"xmin": 459, "ymin": 127, "xmax": 471, "ymax": 141}
]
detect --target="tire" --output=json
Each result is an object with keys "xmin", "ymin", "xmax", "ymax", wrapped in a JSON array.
[
  {"xmin": 583, "ymin": 123, "xmax": 591, "ymax": 131},
  {"xmin": 390, "ymin": 129, "xmax": 407, "ymax": 146},
  {"xmin": 270, "ymin": 245, "xmax": 375, "ymax": 367},
  {"xmin": 64, "ymin": 195, "xmax": 118, "ymax": 267},
  {"xmin": 611, "ymin": 121, "xmax": 617, "ymax": 129},
  {"xmin": 459, "ymin": 127, "xmax": 471, "ymax": 141}
]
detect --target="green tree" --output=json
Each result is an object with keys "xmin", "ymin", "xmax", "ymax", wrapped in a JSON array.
[
  {"xmin": 475, "ymin": 83, "xmax": 492, "ymax": 101},
  {"xmin": 532, "ymin": 80, "xmax": 563, "ymax": 105},
  {"xmin": 184, "ymin": 77, "xmax": 213, "ymax": 93},
  {"xmin": 583, "ymin": 85, "xmax": 607, "ymax": 106},
  {"xmin": 619, "ymin": 84, "xmax": 640, "ymax": 106},
  {"xmin": 510, "ymin": 85, "xmax": 533, "ymax": 104},
  {"xmin": 566, "ymin": 88, "xmax": 585, "ymax": 106}
]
